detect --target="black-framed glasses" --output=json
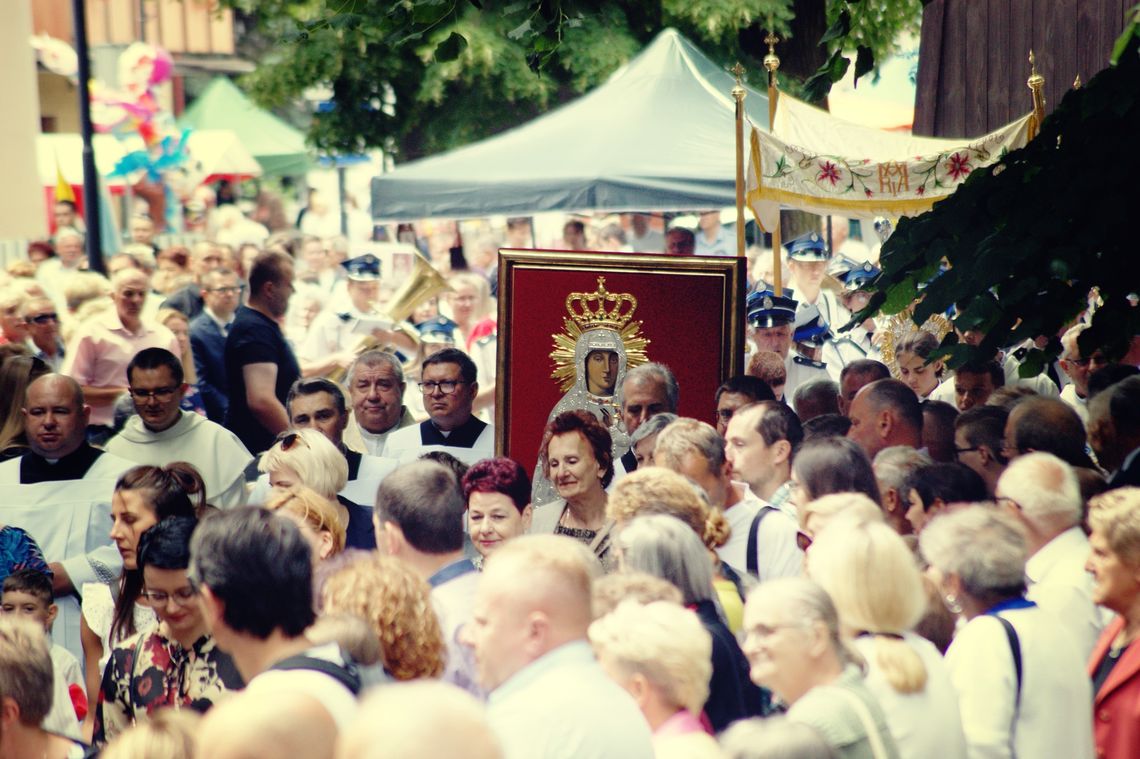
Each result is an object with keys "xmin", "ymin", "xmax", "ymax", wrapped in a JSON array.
[
  {"xmin": 141, "ymin": 586, "xmax": 197, "ymax": 606},
  {"xmin": 954, "ymin": 446, "xmax": 981, "ymax": 459},
  {"xmin": 129, "ymin": 386, "xmax": 179, "ymax": 401},
  {"xmin": 418, "ymin": 380, "xmax": 466, "ymax": 394},
  {"xmin": 26, "ymin": 312, "xmax": 59, "ymax": 324},
  {"xmin": 205, "ymin": 285, "xmax": 245, "ymax": 294}
]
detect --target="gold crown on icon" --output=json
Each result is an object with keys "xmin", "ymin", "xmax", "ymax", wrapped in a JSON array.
[{"xmin": 565, "ymin": 277, "xmax": 638, "ymax": 332}]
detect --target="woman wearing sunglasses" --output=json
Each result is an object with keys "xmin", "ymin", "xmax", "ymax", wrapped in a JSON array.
[{"xmin": 94, "ymin": 516, "xmax": 242, "ymax": 745}]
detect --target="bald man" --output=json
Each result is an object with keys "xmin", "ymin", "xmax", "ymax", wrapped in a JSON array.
[
  {"xmin": 0, "ymin": 375, "xmax": 132, "ymax": 661},
  {"xmin": 62, "ymin": 267, "xmax": 179, "ymax": 441},
  {"xmin": 197, "ymin": 690, "xmax": 338, "ymax": 759},
  {"xmin": 338, "ymin": 681, "xmax": 502, "ymax": 759},
  {"xmin": 461, "ymin": 536, "xmax": 653, "ymax": 759}
]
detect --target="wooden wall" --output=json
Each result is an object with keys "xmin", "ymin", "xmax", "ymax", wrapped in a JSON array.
[
  {"xmin": 32, "ymin": 0, "xmax": 234, "ymax": 56},
  {"xmin": 913, "ymin": 0, "xmax": 1129, "ymax": 137}
]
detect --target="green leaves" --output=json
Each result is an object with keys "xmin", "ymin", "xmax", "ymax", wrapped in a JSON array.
[
  {"xmin": 434, "ymin": 30, "xmax": 468, "ymax": 61},
  {"xmin": 819, "ymin": 8, "xmax": 852, "ymax": 44},
  {"xmin": 853, "ymin": 45, "xmax": 874, "ymax": 86}
]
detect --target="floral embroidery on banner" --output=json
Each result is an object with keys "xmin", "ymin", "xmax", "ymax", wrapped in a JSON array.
[
  {"xmin": 946, "ymin": 152, "xmax": 972, "ymax": 181},
  {"xmin": 817, "ymin": 160, "xmax": 841, "ymax": 186}
]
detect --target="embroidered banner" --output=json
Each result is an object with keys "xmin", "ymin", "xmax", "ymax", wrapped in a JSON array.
[{"xmin": 746, "ymin": 93, "xmax": 1033, "ymax": 227}]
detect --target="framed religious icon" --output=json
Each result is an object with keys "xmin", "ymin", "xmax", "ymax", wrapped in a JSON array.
[{"xmin": 495, "ymin": 250, "xmax": 747, "ymax": 481}]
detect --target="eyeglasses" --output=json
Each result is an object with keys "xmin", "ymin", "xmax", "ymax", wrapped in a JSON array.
[
  {"xmin": 205, "ymin": 285, "xmax": 245, "ymax": 295},
  {"xmin": 954, "ymin": 446, "xmax": 981, "ymax": 459},
  {"xmin": 996, "ymin": 495, "xmax": 1022, "ymax": 511},
  {"xmin": 141, "ymin": 586, "xmax": 197, "ymax": 606},
  {"xmin": 278, "ymin": 431, "xmax": 311, "ymax": 451},
  {"xmin": 418, "ymin": 380, "xmax": 466, "ymax": 394},
  {"xmin": 25, "ymin": 313, "xmax": 59, "ymax": 324},
  {"xmin": 129, "ymin": 386, "xmax": 179, "ymax": 401},
  {"xmin": 796, "ymin": 529, "xmax": 813, "ymax": 552},
  {"xmin": 738, "ymin": 622, "xmax": 806, "ymax": 645}
]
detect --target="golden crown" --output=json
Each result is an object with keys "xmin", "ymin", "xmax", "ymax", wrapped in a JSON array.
[{"xmin": 565, "ymin": 277, "xmax": 638, "ymax": 331}]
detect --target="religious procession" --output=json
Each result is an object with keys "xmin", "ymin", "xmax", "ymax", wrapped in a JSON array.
[{"xmin": 1, "ymin": 1, "xmax": 1139, "ymax": 758}]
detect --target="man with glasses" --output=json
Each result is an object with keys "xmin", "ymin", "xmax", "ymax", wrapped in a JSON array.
[
  {"xmin": 382, "ymin": 348, "xmax": 494, "ymax": 465},
  {"xmin": 190, "ymin": 268, "xmax": 244, "ymax": 422},
  {"xmin": 20, "ymin": 297, "xmax": 66, "ymax": 371},
  {"xmin": 62, "ymin": 268, "xmax": 180, "ymax": 445},
  {"xmin": 1058, "ymin": 323, "xmax": 1108, "ymax": 425},
  {"xmin": 105, "ymin": 348, "xmax": 252, "ymax": 508},
  {"xmin": 952, "ymin": 405, "xmax": 1009, "ymax": 497},
  {"xmin": 160, "ymin": 241, "xmax": 227, "ymax": 320}
]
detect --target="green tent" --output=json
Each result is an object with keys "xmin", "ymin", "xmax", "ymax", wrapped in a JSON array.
[{"xmin": 179, "ymin": 77, "xmax": 310, "ymax": 176}]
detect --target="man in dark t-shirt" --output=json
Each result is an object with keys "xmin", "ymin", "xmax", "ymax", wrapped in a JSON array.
[{"xmin": 224, "ymin": 252, "xmax": 301, "ymax": 454}]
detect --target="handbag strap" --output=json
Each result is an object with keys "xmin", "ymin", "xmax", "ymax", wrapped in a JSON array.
[
  {"xmin": 820, "ymin": 683, "xmax": 892, "ymax": 759},
  {"xmin": 589, "ymin": 519, "xmax": 615, "ymax": 555},
  {"xmin": 746, "ymin": 506, "xmax": 775, "ymax": 577}
]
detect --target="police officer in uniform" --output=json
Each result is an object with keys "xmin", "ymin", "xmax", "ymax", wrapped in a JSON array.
[
  {"xmin": 785, "ymin": 231, "xmax": 850, "ymax": 334},
  {"xmin": 746, "ymin": 283, "xmax": 831, "ymax": 401},
  {"xmin": 823, "ymin": 255, "xmax": 883, "ymax": 373},
  {"xmin": 298, "ymin": 254, "xmax": 417, "ymax": 371}
]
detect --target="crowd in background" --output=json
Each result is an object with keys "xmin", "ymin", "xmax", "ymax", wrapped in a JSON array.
[{"xmin": 1, "ymin": 195, "xmax": 1140, "ymax": 759}]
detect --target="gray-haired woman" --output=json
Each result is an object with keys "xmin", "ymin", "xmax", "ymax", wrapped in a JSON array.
[
  {"xmin": 919, "ymin": 506, "xmax": 1094, "ymax": 759},
  {"xmin": 741, "ymin": 577, "xmax": 899, "ymax": 759}
]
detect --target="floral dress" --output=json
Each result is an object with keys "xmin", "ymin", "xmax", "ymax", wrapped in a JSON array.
[{"xmin": 93, "ymin": 627, "xmax": 244, "ymax": 744}]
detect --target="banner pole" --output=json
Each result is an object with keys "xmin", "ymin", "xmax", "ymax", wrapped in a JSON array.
[
  {"xmin": 763, "ymin": 29, "xmax": 782, "ymax": 291},
  {"xmin": 732, "ymin": 63, "xmax": 747, "ymax": 259}
]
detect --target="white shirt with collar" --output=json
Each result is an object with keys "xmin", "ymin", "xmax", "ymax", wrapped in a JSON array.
[
  {"xmin": 487, "ymin": 640, "xmax": 654, "ymax": 759},
  {"xmin": 1059, "ymin": 383, "xmax": 1089, "ymax": 424},
  {"xmin": 717, "ymin": 483, "xmax": 803, "ymax": 581},
  {"xmin": 945, "ymin": 605, "xmax": 1094, "ymax": 759},
  {"xmin": 1026, "ymin": 525, "xmax": 1108, "ymax": 660}
]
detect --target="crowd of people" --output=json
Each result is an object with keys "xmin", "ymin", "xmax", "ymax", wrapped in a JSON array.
[{"xmin": 1, "ymin": 204, "xmax": 1140, "ymax": 759}]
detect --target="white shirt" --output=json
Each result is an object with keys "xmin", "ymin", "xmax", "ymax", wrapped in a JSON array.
[
  {"xmin": 1059, "ymin": 383, "xmax": 1089, "ymax": 425},
  {"xmin": 488, "ymin": 641, "xmax": 654, "ymax": 759},
  {"xmin": 246, "ymin": 643, "xmax": 359, "ymax": 731},
  {"xmin": 1025, "ymin": 526, "xmax": 1107, "ymax": 660},
  {"xmin": 716, "ymin": 484, "xmax": 803, "ymax": 581},
  {"xmin": 945, "ymin": 605, "xmax": 1094, "ymax": 759},
  {"xmin": 853, "ymin": 632, "xmax": 967, "ymax": 759}
]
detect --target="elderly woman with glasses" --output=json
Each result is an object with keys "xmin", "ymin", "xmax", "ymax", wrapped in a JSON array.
[
  {"xmin": 94, "ymin": 517, "xmax": 242, "ymax": 746},
  {"xmin": 258, "ymin": 428, "xmax": 374, "ymax": 550},
  {"xmin": 741, "ymin": 577, "xmax": 900, "ymax": 759},
  {"xmin": 920, "ymin": 506, "xmax": 1094, "ymax": 759}
]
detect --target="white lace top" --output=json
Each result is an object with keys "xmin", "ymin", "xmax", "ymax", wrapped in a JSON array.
[{"xmin": 80, "ymin": 582, "xmax": 156, "ymax": 671}]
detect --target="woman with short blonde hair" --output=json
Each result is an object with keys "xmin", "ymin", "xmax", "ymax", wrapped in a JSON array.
[
  {"xmin": 809, "ymin": 517, "xmax": 966, "ymax": 758},
  {"xmin": 265, "ymin": 484, "xmax": 346, "ymax": 561},
  {"xmin": 322, "ymin": 555, "xmax": 445, "ymax": 681},
  {"xmin": 589, "ymin": 601, "xmax": 719, "ymax": 757},
  {"xmin": 258, "ymin": 428, "xmax": 374, "ymax": 550}
]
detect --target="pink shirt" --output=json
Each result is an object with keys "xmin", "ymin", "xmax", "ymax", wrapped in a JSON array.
[{"xmin": 62, "ymin": 310, "xmax": 180, "ymax": 426}]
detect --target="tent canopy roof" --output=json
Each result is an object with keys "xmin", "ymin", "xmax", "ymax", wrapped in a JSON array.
[
  {"xmin": 179, "ymin": 77, "xmax": 310, "ymax": 176},
  {"xmin": 372, "ymin": 29, "xmax": 770, "ymax": 221}
]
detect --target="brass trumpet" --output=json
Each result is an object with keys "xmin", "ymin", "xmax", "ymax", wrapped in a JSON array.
[{"xmin": 328, "ymin": 255, "xmax": 452, "ymax": 383}]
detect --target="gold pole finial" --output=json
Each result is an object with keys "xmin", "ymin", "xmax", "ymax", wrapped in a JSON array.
[
  {"xmin": 1073, "ymin": 73, "xmax": 1082, "ymax": 89},
  {"xmin": 1027, "ymin": 50, "xmax": 1044, "ymax": 90},
  {"xmin": 731, "ymin": 62, "xmax": 746, "ymax": 99},
  {"xmin": 763, "ymin": 31, "xmax": 781, "ymax": 74}
]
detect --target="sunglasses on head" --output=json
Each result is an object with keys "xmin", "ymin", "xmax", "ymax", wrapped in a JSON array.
[{"xmin": 278, "ymin": 431, "xmax": 311, "ymax": 451}]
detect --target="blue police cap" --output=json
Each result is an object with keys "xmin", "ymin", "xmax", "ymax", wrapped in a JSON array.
[
  {"xmin": 783, "ymin": 232, "xmax": 831, "ymax": 262},
  {"xmin": 415, "ymin": 315, "xmax": 458, "ymax": 344},
  {"xmin": 342, "ymin": 254, "xmax": 382, "ymax": 282},
  {"xmin": 793, "ymin": 303, "xmax": 831, "ymax": 346},
  {"xmin": 827, "ymin": 255, "xmax": 880, "ymax": 292},
  {"xmin": 746, "ymin": 282, "xmax": 798, "ymax": 328}
]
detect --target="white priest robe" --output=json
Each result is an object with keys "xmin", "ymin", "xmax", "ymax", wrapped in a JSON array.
[
  {"xmin": 382, "ymin": 417, "xmax": 495, "ymax": 467},
  {"xmin": 105, "ymin": 411, "xmax": 253, "ymax": 509},
  {"xmin": 0, "ymin": 447, "xmax": 134, "ymax": 661}
]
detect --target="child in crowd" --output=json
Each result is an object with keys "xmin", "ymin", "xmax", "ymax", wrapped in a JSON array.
[{"xmin": 1, "ymin": 568, "xmax": 87, "ymax": 737}]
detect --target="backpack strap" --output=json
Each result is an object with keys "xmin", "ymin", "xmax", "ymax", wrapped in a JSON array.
[
  {"xmin": 993, "ymin": 615, "xmax": 1023, "ymax": 710},
  {"xmin": 746, "ymin": 506, "xmax": 776, "ymax": 577},
  {"xmin": 269, "ymin": 652, "xmax": 362, "ymax": 696}
]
